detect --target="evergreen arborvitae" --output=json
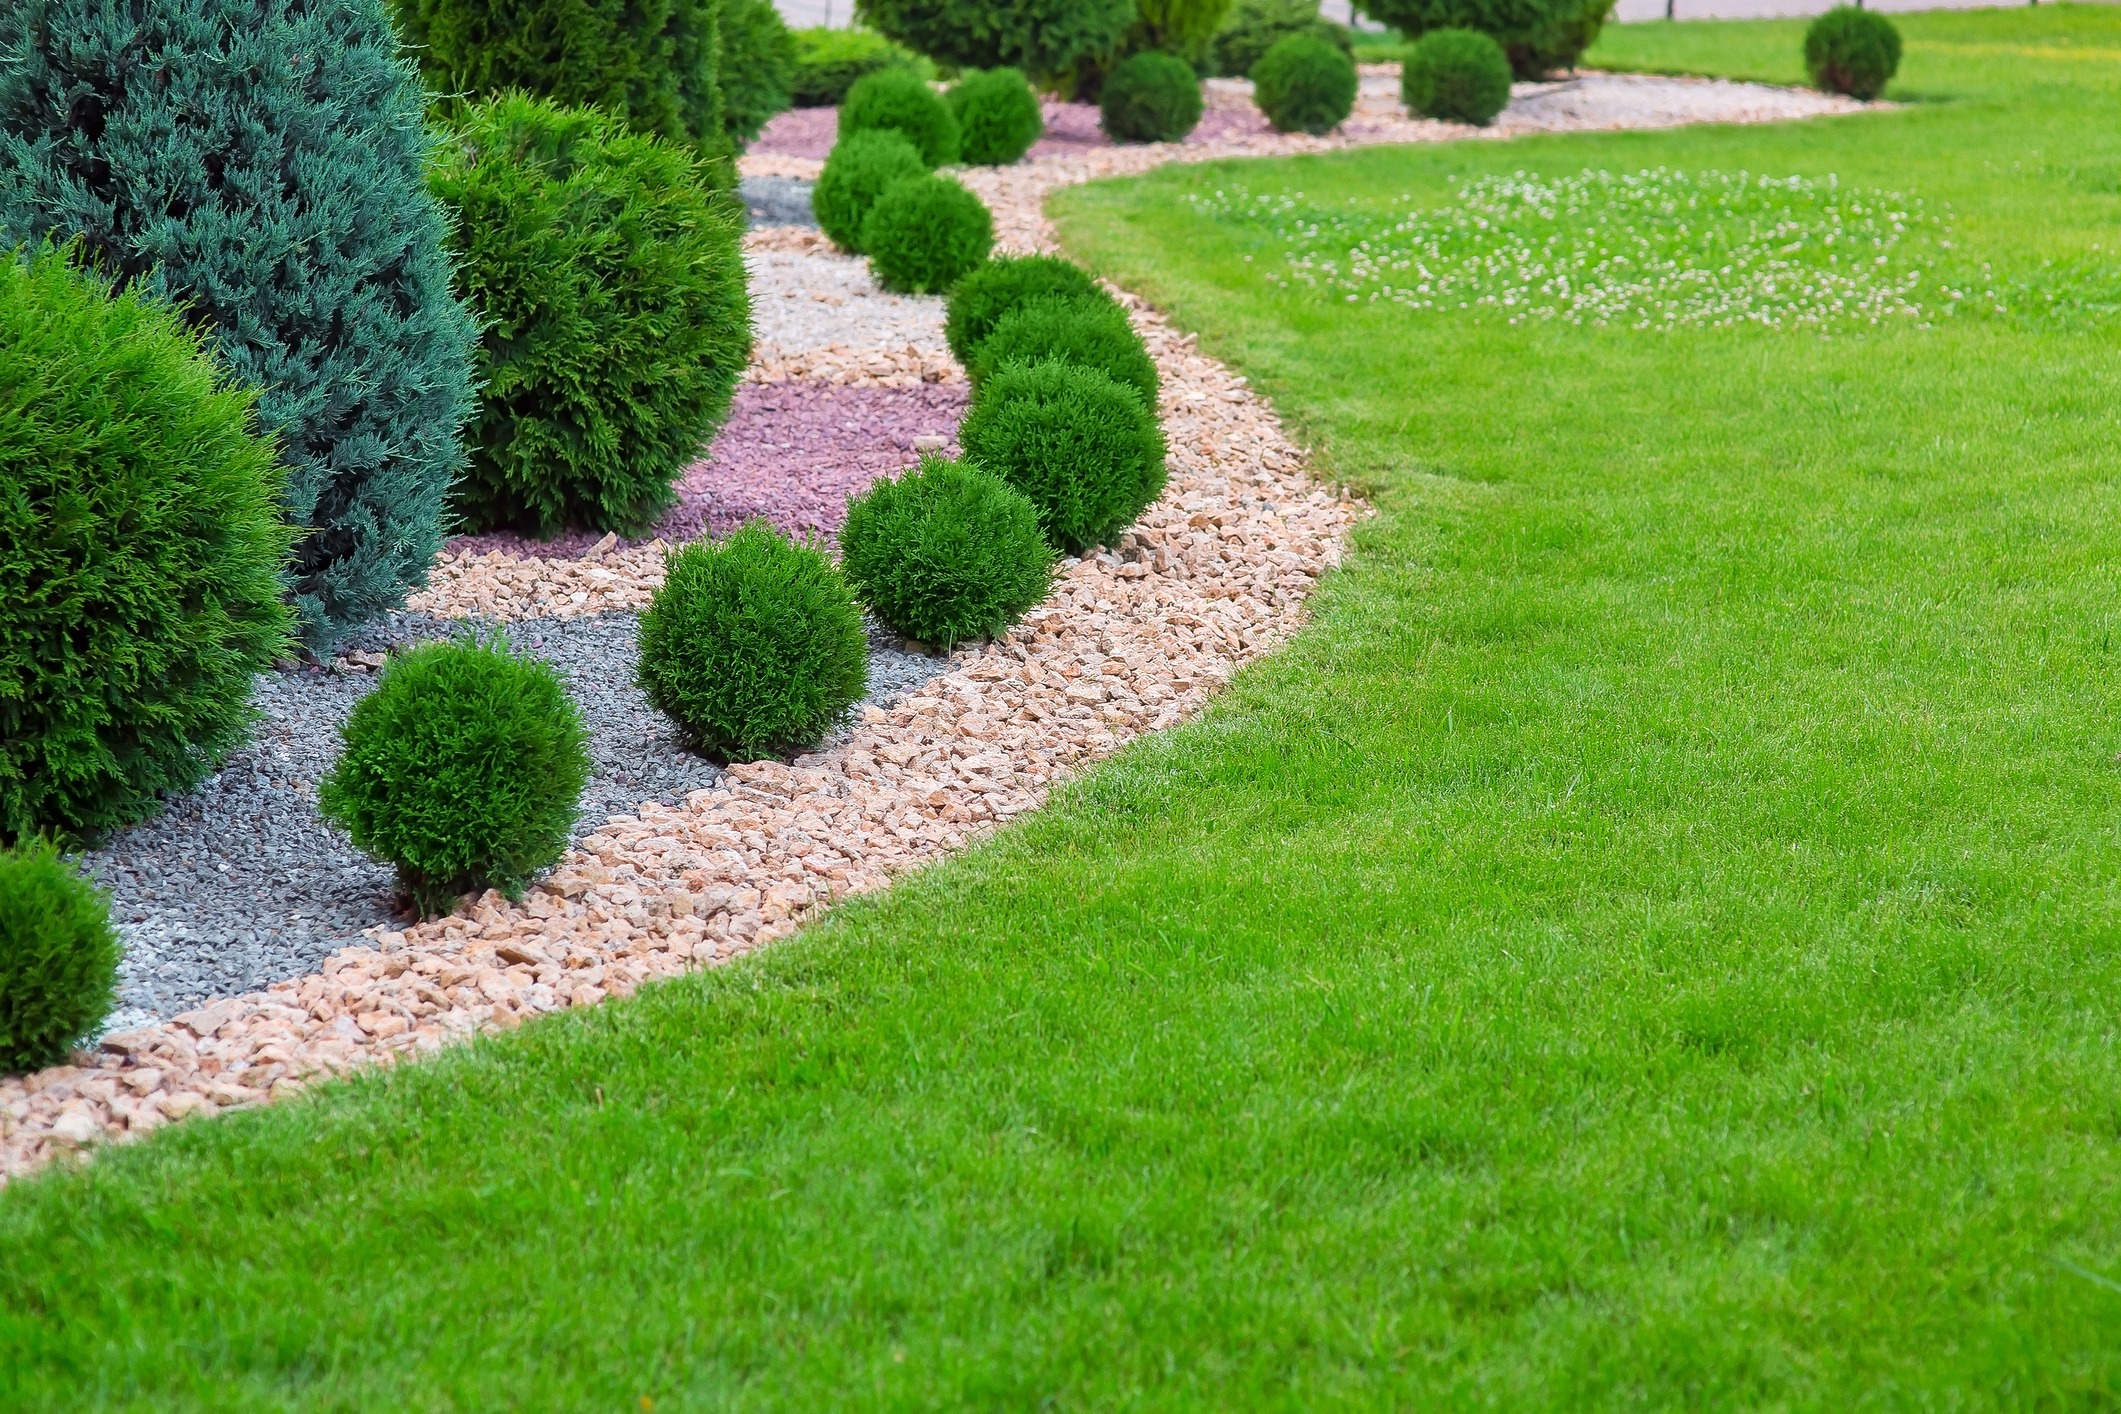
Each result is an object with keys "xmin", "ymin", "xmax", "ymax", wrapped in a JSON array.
[
  {"xmin": 391, "ymin": 0, "xmax": 727, "ymax": 157},
  {"xmin": 0, "ymin": 0, "xmax": 479, "ymax": 654}
]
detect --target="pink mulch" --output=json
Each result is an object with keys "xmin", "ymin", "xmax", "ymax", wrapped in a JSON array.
[
  {"xmin": 750, "ymin": 98, "xmax": 1277, "ymax": 161},
  {"xmin": 445, "ymin": 381, "xmax": 969, "ymax": 558}
]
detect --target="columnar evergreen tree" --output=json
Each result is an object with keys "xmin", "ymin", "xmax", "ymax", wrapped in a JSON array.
[
  {"xmin": 390, "ymin": 0, "xmax": 727, "ymax": 154},
  {"xmin": 0, "ymin": 0, "xmax": 479, "ymax": 653}
]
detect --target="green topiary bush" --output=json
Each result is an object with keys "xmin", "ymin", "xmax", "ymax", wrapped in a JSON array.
[
  {"xmin": 1212, "ymin": 0, "xmax": 1351, "ymax": 78},
  {"xmin": 1100, "ymin": 52, "xmax": 1205, "ymax": 143},
  {"xmin": 855, "ymin": 0, "xmax": 1132, "ymax": 83},
  {"xmin": 318, "ymin": 635, "xmax": 591, "ymax": 918},
  {"xmin": 862, "ymin": 175, "xmax": 995, "ymax": 294},
  {"xmin": 390, "ymin": 0, "xmax": 722, "ymax": 149},
  {"xmin": 943, "ymin": 254, "xmax": 1105, "ymax": 365},
  {"xmin": 791, "ymin": 27, "xmax": 927, "ymax": 107},
  {"xmin": 0, "ymin": 839, "xmax": 120, "ymax": 1074},
  {"xmin": 637, "ymin": 523, "xmax": 870, "ymax": 760},
  {"xmin": 840, "ymin": 68, "xmax": 961, "ymax": 168},
  {"xmin": 1804, "ymin": 7, "xmax": 1901, "ymax": 101},
  {"xmin": 1127, "ymin": 0, "xmax": 1237, "ymax": 69},
  {"xmin": 1252, "ymin": 32, "xmax": 1358, "ymax": 133},
  {"xmin": 1401, "ymin": 27, "xmax": 1513, "ymax": 125},
  {"xmin": 840, "ymin": 456, "xmax": 1054, "ymax": 648},
  {"xmin": 0, "ymin": 0, "xmax": 478, "ymax": 655},
  {"xmin": 961, "ymin": 358, "xmax": 1168, "ymax": 552},
  {"xmin": 433, "ymin": 96, "xmax": 752, "ymax": 540},
  {"xmin": 970, "ymin": 294, "xmax": 1159, "ymax": 413},
  {"xmin": 947, "ymin": 68, "xmax": 1046, "ymax": 166},
  {"xmin": 1355, "ymin": 0, "xmax": 1611, "ymax": 77},
  {"xmin": 814, "ymin": 130, "xmax": 931, "ymax": 252},
  {"xmin": 0, "ymin": 245, "xmax": 294, "ymax": 847},
  {"xmin": 719, "ymin": 0, "xmax": 799, "ymax": 144}
]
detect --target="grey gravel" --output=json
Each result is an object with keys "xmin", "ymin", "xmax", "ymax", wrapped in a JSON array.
[
  {"xmin": 89, "ymin": 609, "xmax": 948, "ymax": 1025},
  {"xmin": 741, "ymin": 175, "xmax": 815, "ymax": 228}
]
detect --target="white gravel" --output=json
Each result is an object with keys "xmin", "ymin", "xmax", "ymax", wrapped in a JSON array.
[{"xmin": 746, "ymin": 245, "xmax": 950, "ymax": 363}]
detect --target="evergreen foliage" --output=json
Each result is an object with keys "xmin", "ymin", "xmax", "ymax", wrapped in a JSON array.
[
  {"xmin": 960, "ymin": 358, "xmax": 1167, "ymax": 552},
  {"xmin": 1211, "ymin": 0, "xmax": 1351, "ymax": 78},
  {"xmin": 1100, "ymin": 52, "xmax": 1205, "ymax": 143},
  {"xmin": 855, "ymin": 0, "xmax": 1133, "ymax": 82},
  {"xmin": 718, "ymin": 0, "xmax": 799, "ymax": 144},
  {"xmin": 1252, "ymin": 33, "xmax": 1358, "ymax": 133},
  {"xmin": 0, "ymin": 0, "xmax": 478, "ymax": 654},
  {"xmin": 943, "ymin": 254, "xmax": 1104, "ymax": 365},
  {"xmin": 389, "ymin": 0, "xmax": 722, "ymax": 149},
  {"xmin": 791, "ymin": 28, "xmax": 926, "ymax": 107},
  {"xmin": 862, "ymin": 176, "xmax": 994, "ymax": 294},
  {"xmin": 970, "ymin": 294, "xmax": 1160, "ymax": 412},
  {"xmin": 839, "ymin": 457, "xmax": 1054, "ymax": 649},
  {"xmin": 1355, "ymin": 0, "xmax": 1614, "ymax": 76},
  {"xmin": 947, "ymin": 69, "xmax": 1045, "ymax": 166},
  {"xmin": 318, "ymin": 635, "xmax": 591, "ymax": 918},
  {"xmin": 839, "ymin": 68, "xmax": 961, "ymax": 167},
  {"xmin": 433, "ymin": 96, "xmax": 752, "ymax": 539},
  {"xmin": 0, "ymin": 839, "xmax": 120, "ymax": 1074},
  {"xmin": 1127, "ymin": 0, "xmax": 1236, "ymax": 67},
  {"xmin": 813, "ymin": 130, "xmax": 931, "ymax": 253},
  {"xmin": 637, "ymin": 524, "xmax": 870, "ymax": 760},
  {"xmin": 1401, "ymin": 27, "xmax": 1513, "ymax": 124},
  {"xmin": 0, "ymin": 245, "xmax": 294, "ymax": 847},
  {"xmin": 1804, "ymin": 7, "xmax": 1901, "ymax": 101}
]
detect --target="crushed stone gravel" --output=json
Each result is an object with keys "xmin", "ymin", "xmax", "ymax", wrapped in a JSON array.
[{"xmin": 740, "ymin": 174, "xmax": 815, "ymax": 227}]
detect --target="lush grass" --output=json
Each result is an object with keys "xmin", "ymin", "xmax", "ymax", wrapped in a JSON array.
[{"xmin": 7, "ymin": 7, "xmax": 2121, "ymax": 1408}]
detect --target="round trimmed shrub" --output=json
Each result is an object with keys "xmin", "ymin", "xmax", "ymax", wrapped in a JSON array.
[
  {"xmin": 960, "ymin": 358, "xmax": 1168, "ymax": 552},
  {"xmin": 814, "ymin": 129, "xmax": 930, "ymax": 252},
  {"xmin": 1100, "ymin": 52, "xmax": 1204, "ymax": 143},
  {"xmin": 1804, "ymin": 7, "xmax": 1901, "ymax": 101},
  {"xmin": 947, "ymin": 68, "xmax": 1045, "ymax": 166},
  {"xmin": 840, "ymin": 456, "xmax": 1054, "ymax": 648},
  {"xmin": 318, "ymin": 635, "xmax": 590, "ymax": 918},
  {"xmin": 839, "ymin": 68, "xmax": 960, "ymax": 168},
  {"xmin": 792, "ymin": 27, "xmax": 925, "ymax": 107},
  {"xmin": 1402, "ymin": 28, "xmax": 1512, "ymax": 126},
  {"xmin": 1358, "ymin": 0, "xmax": 1611, "ymax": 77},
  {"xmin": 863, "ymin": 175, "xmax": 995, "ymax": 294},
  {"xmin": 637, "ymin": 523, "xmax": 869, "ymax": 760},
  {"xmin": 433, "ymin": 96, "xmax": 751, "ymax": 539},
  {"xmin": 1252, "ymin": 32, "xmax": 1357, "ymax": 134},
  {"xmin": 0, "ymin": 839, "xmax": 120, "ymax": 1074},
  {"xmin": 719, "ymin": 0, "xmax": 798, "ymax": 145},
  {"xmin": 944, "ymin": 254, "xmax": 1105, "ymax": 365},
  {"xmin": 855, "ymin": 0, "xmax": 1133, "ymax": 82},
  {"xmin": 0, "ymin": 0, "xmax": 478, "ymax": 654},
  {"xmin": 970, "ymin": 294, "xmax": 1159, "ymax": 412},
  {"xmin": 1212, "ymin": 0, "xmax": 1351, "ymax": 78},
  {"xmin": 0, "ymin": 244, "xmax": 294, "ymax": 847}
]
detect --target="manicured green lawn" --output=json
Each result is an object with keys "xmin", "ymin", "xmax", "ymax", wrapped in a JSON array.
[{"xmin": 7, "ymin": 8, "xmax": 2121, "ymax": 1408}]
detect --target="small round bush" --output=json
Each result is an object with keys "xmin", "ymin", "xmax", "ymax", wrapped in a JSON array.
[
  {"xmin": 943, "ymin": 254, "xmax": 1106, "ymax": 365},
  {"xmin": 433, "ymin": 96, "xmax": 751, "ymax": 539},
  {"xmin": 862, "ymin": 175, "xmax": 996, "ymax": 294},
  {"xmin": 792, "ymin": 27, "xmax": 927, "ymax": 107},
  {"xmin": 1100, "ymin": 52, "xmax": 1204, "ymax": 143},
  {"xmin": 1212, "ymin": 0, "xmax": 1353, "ymax": 79},
  {"xmin": 0, "ymin": 244, "xmax": 294, "ymax": 848},
  {"xmin": 1805, "ymin": 7, "xmax": 1901, "ymax": 101},
  {"xmin": 0, "ymin": 840, "xmax": 120, "ymax": 1074},
  {"xmin": 970, "ymin": 294, "xmax": 1160, "ymax": 413},
  {"xmin": 1253, "ymin": 33, "xmax": 1358, "ymax": 135},
  {"xmin": 318, "ymin": 636, "xmax": 591, "ymax": 918},
  {"xmin": 637, "ymin": 523, "xmax": 869, "ymax": 760},
  {"xmin": 1402, "ymin": 28, "xmax": 1513, "ymax": 126},
  {"xmin": 840, "ymin": 456, "xmax": 1054, "ymax": 648},
  {"xmin": 961, "ymin": 358, "xmax": 1168, "ymax": 552},
  {"xmin": 947, "ymin": 68, "xmax": 1045, "ymax": 166},
  {"xmin": 839, "ymin": 67, "xmax": 960, "ymax": 168},
  {"xmin": 814, "ymin": 129, "xmax": 930, "ymax": 253}
]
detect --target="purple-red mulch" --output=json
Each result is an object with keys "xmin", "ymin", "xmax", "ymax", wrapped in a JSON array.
[
  {"xmin": 750, "ymin": 98, "xmax": 1277, "ymax": 162},
  {"xmin": 444, "ymin": 381, "xmax": 969, "ymax": 559}
]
